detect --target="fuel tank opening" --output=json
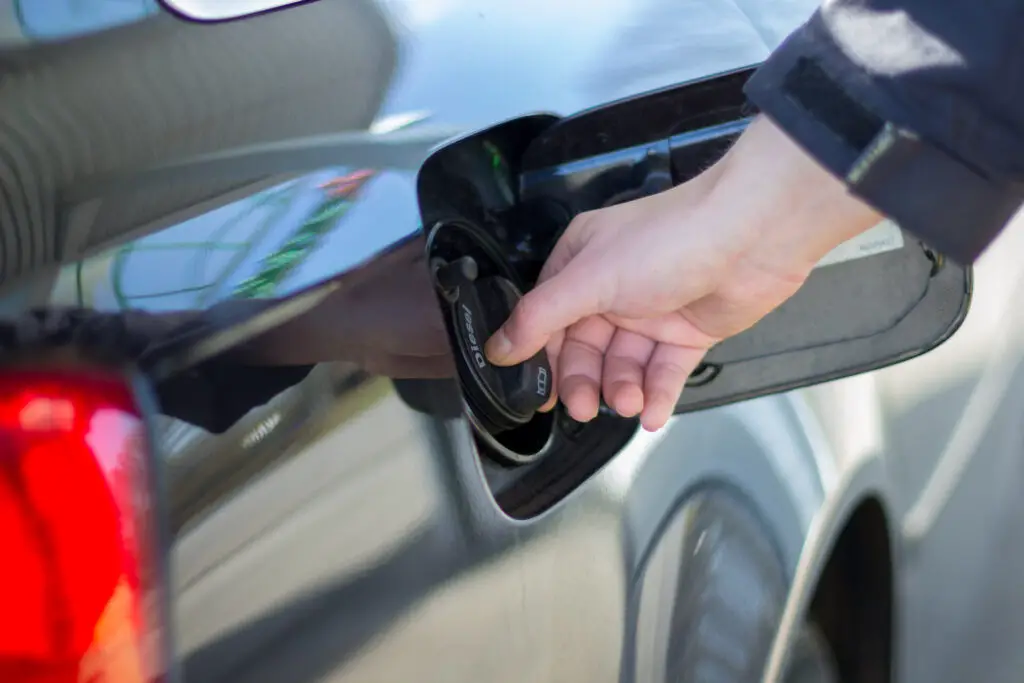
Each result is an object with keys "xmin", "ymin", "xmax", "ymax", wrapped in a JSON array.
[
  {"xmin": 427, "ymin": 218, "xmax": 556, "ymax": 466},
  {"xmin": 414, "ymin": 117, "xmax": 646, "ymax": 516}
]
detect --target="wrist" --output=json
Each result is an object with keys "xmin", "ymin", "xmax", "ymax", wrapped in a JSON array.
[{"xmin": 710, "ymin": 115, "xmax": 883, "ymax": 270}]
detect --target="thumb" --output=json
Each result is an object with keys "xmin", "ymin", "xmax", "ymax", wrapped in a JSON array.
[{"xmin": 486, "ymin": 259, "xmax": 602, "ymax": 366}]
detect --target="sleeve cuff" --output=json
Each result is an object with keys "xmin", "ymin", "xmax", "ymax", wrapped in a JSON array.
[{"xmin": 743, "ymin": 12, "xmax": 1023, "ymax": 263}]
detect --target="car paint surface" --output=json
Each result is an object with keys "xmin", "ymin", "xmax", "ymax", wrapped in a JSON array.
[{"xmin": 0, "ymin": 1, "xmax": 932, "ymax": 682}]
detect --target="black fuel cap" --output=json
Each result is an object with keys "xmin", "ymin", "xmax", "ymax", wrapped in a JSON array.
[{"xmin": 434, "ymin": 256, "xmax": 553, "ymax": 434}]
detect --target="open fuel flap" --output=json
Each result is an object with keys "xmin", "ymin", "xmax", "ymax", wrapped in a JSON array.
[{"xmin": 416, "ymin": 66, "xmax": 971, "ymax": 448}]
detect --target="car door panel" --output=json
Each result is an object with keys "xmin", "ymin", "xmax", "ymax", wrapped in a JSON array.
[
  {"xmin": 0, "ymin": 2, "xmax": 903, "ymax": 683},
  {"xmin": 167, "ymin": 379, "xmax": 816, "ymax": 683}
]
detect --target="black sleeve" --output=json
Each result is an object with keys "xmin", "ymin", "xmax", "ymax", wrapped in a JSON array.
[
  {"xmin": 137, "ymin": 298, "xmax": 316, "ymax": 433},
  {"xmin": 744, "ymin": 0, "xmax": 1024, "ymax": 264},
  {"xmin": 0, "ymin": 303, "xmax": 316, "ymax": 433},
  {"xmin": 154, "ymin": 362, "xmax": 313, "ymax": 434}
]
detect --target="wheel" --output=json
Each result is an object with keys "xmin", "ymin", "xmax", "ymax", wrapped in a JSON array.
[
  {"xmin": 631, "ymin": 489, "xmax": 839, "ymax": 683},
  {"xmin": 783, "ymin": 623, "xmax": 840, "ymax": 683}
]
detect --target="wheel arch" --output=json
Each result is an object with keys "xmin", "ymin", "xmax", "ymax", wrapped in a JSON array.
[
  {"xmin": 762, "ymin": 452, "xmax": 898, "ymax": 683},
  {"xmin": 807, "ymin": 495, "xmax": 894, "ymax": 683}
]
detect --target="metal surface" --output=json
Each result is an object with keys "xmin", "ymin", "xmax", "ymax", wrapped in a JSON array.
[
  {"xmin": 161, "ymin": 0, "xmax": 310, "ymax": 21},
  {"xmin": 0, "ymin": 0, "xmax": 1011, "ymax": 682}
]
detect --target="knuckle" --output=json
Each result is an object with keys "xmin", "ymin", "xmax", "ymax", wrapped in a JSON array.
[
  {"xmin": 563, "ymin": 210, "xmax": 603, "ymax": 241},
  {"xmin": 651, "ymin": 361, "xmax": 692, "ymax": 382},
  {"xmin": 573, "ymin": 210, "xmax": 597, "ymax": 225},
  {"xmin": 563, "ymin": 337, "xmax": 604, "ymax": 362},
  {"xmin": 605, "ymin": 354, "xmax": 644, "ymax": 376}
]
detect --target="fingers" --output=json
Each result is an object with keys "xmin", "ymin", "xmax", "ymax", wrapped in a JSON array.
[
  {"xmin": 555, "ymin": 328, "xmax": 704, "ymax": 429},
  {"xmin": 486, "ymin": 253, "xmax": 602, "ymax": 367},
  {"xmin": 640, "ymin": 343, "xmax": 707, "ymax": 431},
  {"xmin": 556, "ymin": 316, "xmax": 615, "ymax": 422},
  {"xmin": 605, "ymin": 312, "xmax": 720, "ymax": 351},
  {"xmin": 537, "ymin": 328, "xmax": 564, "ymax": 413},
  {"xmin": 601, "ymin": 330, "xmax": 654, "ymax": 418}
]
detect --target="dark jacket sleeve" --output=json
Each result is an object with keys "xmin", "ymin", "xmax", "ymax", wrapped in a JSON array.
[
  {"xmin": 744, "ymin": 0, "xmax": 1024, "ymax": 264},
  {"xmin": 0, "ymin": 302, "xmax": 314, "ymax": 434}
]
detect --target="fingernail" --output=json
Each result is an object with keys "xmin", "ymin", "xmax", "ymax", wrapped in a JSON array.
[
  {"xmin": 640, "ymin": 408, "xmax": 667, "ymax": 432},
  {"xmin": 611, "ymin": 383, "xmax": 643, "ymax": 418},
  {"xmin": 485, "ymin": 329, "xmax": 512, "ymax": 363},
  {"xmin": 569, "ymin": 404, "xmax": 598, "ymax": 423},
  {"xmin": 537, "ymin": 396, "xmax": 558, "ymax": 413}
]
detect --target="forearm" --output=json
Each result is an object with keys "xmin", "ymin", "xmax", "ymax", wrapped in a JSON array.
[{"xmin": 745, "ymin": 0, "xmax": 1024, "ymax": 263}]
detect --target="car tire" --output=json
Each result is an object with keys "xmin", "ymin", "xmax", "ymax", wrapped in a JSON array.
[
  {"xmin": 783, "ymin": 623, "xmax": 841, "ymax": 683},
  {"xmin": 632, "ymin": 490, "xmax": 839, "ymax": 683}
]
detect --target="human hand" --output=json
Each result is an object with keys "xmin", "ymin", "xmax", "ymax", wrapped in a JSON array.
[
  {"xmin": 485, "ymin": 116, "xmax": 883, "ymax": 431},
  {"xmin": 327, "ymin": 257, "xmax": 455, "ymax": 378},
  {"xmin": 239, "ymin": 241, "xmax": 454, "ymax": 378}
]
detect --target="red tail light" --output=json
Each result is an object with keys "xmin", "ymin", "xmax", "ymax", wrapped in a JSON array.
[{"xmin": 0, "ymin": 371, "xmax": 162, "ymax": 683}]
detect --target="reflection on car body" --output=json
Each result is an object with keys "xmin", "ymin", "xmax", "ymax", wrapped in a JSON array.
[{"xmin": 0, "ymin": 2, "xmax": 999, "ymax": 683}]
